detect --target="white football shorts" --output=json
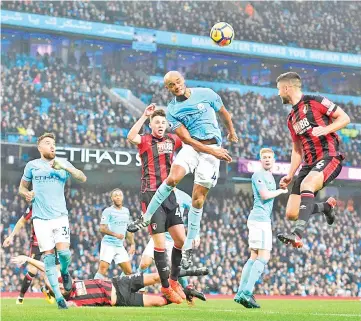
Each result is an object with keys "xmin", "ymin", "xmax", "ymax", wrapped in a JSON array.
[
  {"xmin": 33, "ymin": 215, "xmax": 70, "ymax": 252},
  {"xmin": 247, "ymin": 220, "xmax": 272, "ymax": 251},
  {"xmin": 173, "ymin": 143, "xmax": 220, "ymax": 189},
  {"xmin": 99, "ymin": 243, "xmax": 130, "ymax": 265}
]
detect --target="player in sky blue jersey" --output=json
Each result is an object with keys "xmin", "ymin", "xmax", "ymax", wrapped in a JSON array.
[
  {"xmin": 94, "ymin": 188, "xmax": 135, "ymax": 280},
  {"xmin": 128, "ymin": 71, "xmax": 238, "ymax": 270},
  {"xmin": 18, "ymin": 133, "xmax": 87, "ymax": 309},
  {"xmin": 234, "ymin": 148, "xmax": 288, "ymax": 309}
]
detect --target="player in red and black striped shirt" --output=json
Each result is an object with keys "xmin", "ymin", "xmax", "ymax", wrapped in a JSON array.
[
  {"xmin": 127, "ymin": 105, "xmax": 186, "ymax": 304},
  {"xmin": 11, "ymin": 254, "xmax": 206, "ymax": 307},
  {"xmin": 3, "ymin": 206, "xmax": 56, "ymax": 304},
  {"xmin": 275, "ymin": 72, "xmax": 350, "ymax": 248}
]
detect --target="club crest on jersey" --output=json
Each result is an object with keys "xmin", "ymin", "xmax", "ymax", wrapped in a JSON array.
[
  {"xmin": 152, "ymin": 223, "xmax": 157, "ymax": 230},
  {"xmin": 293, "ymin": 118, "xmax": 311, "ymax": 135},
  {"xmin": 197, "ymin": 103, "xmax": 205, "ymax": 110},
  {"xmin": 157, "ymin": 140, "xmax": 173, "ymax": 154},
  {"xmin": 303, "ymin": 104, "xmax": 309, "ymax": 114}
]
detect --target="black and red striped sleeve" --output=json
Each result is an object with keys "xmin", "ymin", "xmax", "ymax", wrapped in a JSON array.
[
  {"xmin": 313, "ymin": 96, "xmax": 338, "ymax": 117},
  {"xmin": 137, "ymin": 135, "xmax": 150, "ymax": 154}
]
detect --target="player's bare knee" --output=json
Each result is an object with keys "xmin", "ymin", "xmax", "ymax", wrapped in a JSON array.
[
  {"xmin": 286, "ymin": 211, "xmax": 298, "ymax": 221},
  {"xmin": 140, "ymin": 262, "xmax": 149, "ymax": 271},
  {"xmin": 166, "ymin": 176, "xmax": 180, "ymax": 187},
  {"xmin": 174, "ymin": 241, "xmax": 184, "ymax": 249},
  {"xmin": 27, "ymin": 265, "xmax": 38, "ymax": 275},
  {"xmin": 192, "ymin": 196, "xmax": 206, "ymax": 209}
]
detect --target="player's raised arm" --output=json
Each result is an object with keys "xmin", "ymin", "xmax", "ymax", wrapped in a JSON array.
[
  {"xmin": 174, "ymin": 125, "xmax": 232, "ymax": 162},
  {"xmin": 127, "ymin": 104, "xmax": 156, "ymax": 145},
  {"xmin": 52, "ymin": 159, "xmax": 87, "ymax": 183},
  {"xmin": 218, "ymin": 106, "xmax": 238, "ymax": 143}
]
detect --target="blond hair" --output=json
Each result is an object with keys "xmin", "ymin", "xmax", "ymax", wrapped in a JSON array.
[
  {"xmin": 260, "ymin": 148, "xmax": 274, "ymax": 158},
  {"xmin": 37, "ymin": 132, "xmax": 56, "ymax": 145}
]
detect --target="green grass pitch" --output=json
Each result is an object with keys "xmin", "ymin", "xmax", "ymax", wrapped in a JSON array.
[{"xmin": 1, "ymin": 298, "xmax": 360, "ymax": 321}]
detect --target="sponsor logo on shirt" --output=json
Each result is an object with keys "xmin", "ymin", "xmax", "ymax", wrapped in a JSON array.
[
  {"xmin": 292, "ymin": 117, "xmax": 311, "ymax": 135},
  {"xmin": 157, "ymin": 140, "xmax": 174, "ymax": 154}
]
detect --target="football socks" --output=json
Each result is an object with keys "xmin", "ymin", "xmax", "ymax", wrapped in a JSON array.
[{"xmin": 183, "ymin": 206, "xmax": 203, "ymax": 250}]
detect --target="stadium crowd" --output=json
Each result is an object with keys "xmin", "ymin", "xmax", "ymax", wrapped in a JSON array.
[
  {"xmin": 1, "ymin": 184, "xmax": 360, "ymax": 297},
  {"xmin": 2, "ymin": 52, "xmax": 361, "ymax": 167},
  {"xmin": 2, "ymin": 1, "xmax": 361, "ymax": 53}
]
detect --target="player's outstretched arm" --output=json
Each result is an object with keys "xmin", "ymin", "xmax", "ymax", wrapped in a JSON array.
[
  {"xmin": 175, "ymin": 125, "xmax": 232, "ymax": 162},
  {"xmin": 2, "ymin": 216, "xmax": 27, "ymax": 247},
  {"xmin": 218, "ymin": 106, "xmax": 238, "ymax": 143},
  {"xmin": 259, "ymin": 188, "xmax": 289, "ymax": 201},
  {"xmin": 11, "ymin": 255, "xmax": 45, "ymax": 272},
  {"xmin": 127, "ymin": 104, "xmax": 156, "ymax": 145},
  {"xmin": 52, "ymin": 160, "xmax": 87, "ymax": 183}
]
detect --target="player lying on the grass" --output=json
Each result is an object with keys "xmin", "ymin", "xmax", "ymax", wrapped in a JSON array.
[
  {"xmin": 18, "ymin": 132, "xmax": 87, "ymax": 309},
  {"xmin": 3, "ymin": 206, "xmax": 56, "ymax": 305},
  {"xmin": 234, "ymin": 148, "xmax": 288, "ymax": 309},
  {"xmin": 94, "ymin": 189, "xmax": 135, "ymax": 280},
  {"xmin": 128, "ymin": 71, "xmax": 238, "ymax": 271},
  {"xmin": 276, "ymin": 72, "xmax": 350, "ymax": 248},
  {"xmin": 11, "ymin": 255, "xmax": 207, "ymax": 308},
  {"xmin": 138, "ymin": 188, "xmax": 200, "ymax": 291},
  {"xmin": 127, "ymin": 106, "xmax": 189, "ymax": 304}
]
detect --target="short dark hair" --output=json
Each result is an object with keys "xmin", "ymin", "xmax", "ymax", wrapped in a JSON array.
[
  {"xmin": 150, "ymin": 109, "xmax": 166, "ymax": 120},
  {"xmin": 276, "ymin": 72, "xmax": 302, "ymax": 87},
  {"xmin": 37, "ymin": 132, "xmax": 56, "ymax": 145}
]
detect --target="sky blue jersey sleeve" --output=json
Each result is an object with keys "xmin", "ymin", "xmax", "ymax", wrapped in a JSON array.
[
  {"xmin": 166, "ymin": 109, "xmax": 182, "ymax": 131},
  {"xmin": 22, "ymin": 162, "xmax": 33, "ymax": 182},
  {"xmin": 100, "ymin": 209, "xmax": 110, "ymax": 225},
  {"xmin": 252, "ymin": 172, "xmax": 268, "ymax": 194},
  {"xmin": 64, "ymin": 160, "xmax": 75, "ymax": 180},
  {"xmin": 208, "ymin": 89, "xmax": 224, "ymax": 112}
]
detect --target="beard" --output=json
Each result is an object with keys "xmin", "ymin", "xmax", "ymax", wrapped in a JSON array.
[
  {"xmin": 43, "ymin": 151, "xmax": 56, "ymax": 160},
  {"xmin": 280, "ymin": 95, "xmax": 291, "ymax": 105}
]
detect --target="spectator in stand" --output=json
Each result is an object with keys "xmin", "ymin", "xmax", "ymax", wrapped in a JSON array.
[{"xmin": 1, "ymin": 52, "xmax": 360, "ymax": 165}]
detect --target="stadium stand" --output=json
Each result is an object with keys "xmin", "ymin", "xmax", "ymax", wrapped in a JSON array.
[
  {"xmin": 2, "ymin": 1, "xmax": 360, "ymax": 53},
  {"xmin": 2, "ymin": 52, "xmax": 360, "ymax": 166}
]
